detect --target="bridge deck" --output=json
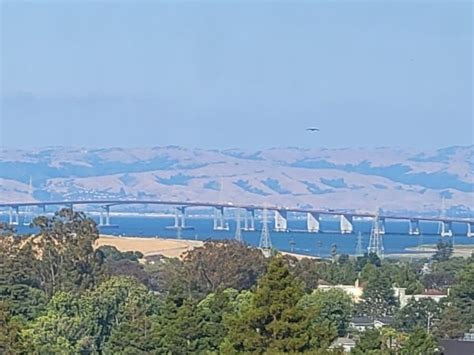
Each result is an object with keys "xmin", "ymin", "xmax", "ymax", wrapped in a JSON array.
[{"xmin": 0, "ymin": 199, "xmax": 472, "ymax": 224}]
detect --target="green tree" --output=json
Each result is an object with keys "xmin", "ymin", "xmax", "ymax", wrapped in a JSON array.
[
  {"xmin": 449, "ymin": 262, "xmax": 474, "ymax": 327},
  {"xmin": 351, "ymin": 328, "xmax": 383, "ymax": 354},
  {"xmin": 178, "ymin": 240, "xmax": 267, "ymax": 299},
  {"xmin": 432, "ymin": 240, "xmax": 453, "ymax": 262},
  {"xmin": 223, "ymin": 256, "xmax": 310, "ymax": 353},
  {"xmin": 392, "ymin": 263, "xmax": 423, "ymax": 295},
  {"xmin": 192, "ymin": 288, "xmax": 252, "ymax": 352},
  {"xmin": 0, "ymin": 236, "xmax": 46, "ymax": 319},
  {"xmin": 434, "ymin": 305, "xmax": 468, "ymax": 339},
  {"xmin": 0, "ymin": 301, "xmax": 24, "ymax": 354},
  {"xmin": 31, "ymin": 208, "xmax": 104, "ymax": 297},
  {"xmin": 299, "ymin": 288, "xmax": 353, "ymax": 337},
  {"xmin": 22, "ymin": 277, "xmax": 155, "ymax": 353},
  {"xmin": 400, "ymin": 327, "xmax": 437, "ymax": 355},
  {"xmin": 358, "ymin": 267, "xmax": 398, "ymax": 317},
  {"xmin": 151, "ymin": 299, "xmax": 202, "ymax": 354},
  {"xmin": 395, "ymin": 298, "xmax": 440, "ymax": 333}
]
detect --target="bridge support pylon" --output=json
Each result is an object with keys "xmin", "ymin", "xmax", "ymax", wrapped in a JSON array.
[
  {"xmin": 166, "ymin": 207, "xmax": 193, "ymax": 230},
  {"xmin": 213, "ymin": 207, "xmax": 229, "ymax": 231},
  {"xmin": 307, "ymin": 212, "xmax": 320, "ymax": 233},
  {"xmin": 243, "ymin": 209, "xmax": 255, "ymax": 231},
  {"xmin": 440, "ymin": 221, "xmax": 453, "ymax": 238},
  {"xmin": 467, "ymin": 222, "xmax": 474, "ymax": 238},
  {"xmin": 379, "ymin": 217, "xmax": 386, "ymax": 235},
  {"xmin": 8, "ymin": 206, "xmax": 19, "ymax": 226},
  {"xmin": 409, "ymin": 219, "xmax": 420, "ymax": 235},
  {"xmin": 274, "ymin": 210, "xmax": 288, "ymax": 232},
  {"xmin": 340, "ymin": 215, "xmax": 353, "ymax": 234}
]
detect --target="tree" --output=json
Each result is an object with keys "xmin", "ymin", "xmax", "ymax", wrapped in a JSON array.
[
  {"xmin": 151, "ymin": 299, "xmax": 202, "ymax": 354},
  {"xmin": 352, "ymin": 328, "xmax": 383, "ymax": 354},
  {"xmin": 288, "ymin": 257, "xmax": 320, "ymax": 292},
  {"xmin": 422, "ymin": 271, "xmax": 455, "ymax": 291},
  {"xmin": 395, "ymin": 298, "xmax": 440, "ymax": 333},
  {"xmin": 22, "ymin": 277, "xmax": 156, "ymax": 353},
  {"xmin": 432, "ymin": 240, "xmax": 453, "ymax": 262},
  {"xmin": 433, "ymin": 306, "xmax": 467, "ymax": 339},
  {"xmin": 299, "ymin": 289, "xmax": 353, "ymax": 337},
  {"xmin": 193, "ymin": 288, "xmax": 248, "ymax": 352},
  {"xmin": 179, "ymin": 240, "xmax": 267, "ymax": 299},
  {"xmin": 0, "ymin": 301, "xmax": 24, "ymax": 354},
  {"xmin": 223, "ymin": 256, "xmax": 310, "ymax": 353},
  {"xmin": 400, "ymin": 327, "xmax": 437, "ymax": 355},
  {"xmin": 0, "ymin": 236, "xmax": 46, "ymax": 320},
  {"xmin": 358, "ymin": 267, "xmax": 398, "ymax": 317},
  {"xmin": 103, "ymin": 259, "xmax": 150, "ymax": 287},
  {"xmin": 392, "ymin": 263, "xmax": 423, "ymax": 295},
  {"xmin": 448, "ymin": 262, "xmax": 474, "ymax": 327},
  {"xmin": 30, "ymin": 208, "xmax": 104, "ymax": 297}
]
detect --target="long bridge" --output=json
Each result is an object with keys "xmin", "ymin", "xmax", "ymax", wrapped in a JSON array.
[{"xmin": 0, "ymin": 199, "xmax": 473, "ymax": 237}]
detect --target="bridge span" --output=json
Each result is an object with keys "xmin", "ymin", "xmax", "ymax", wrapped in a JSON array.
[{"xmin": 0, "ymin": 199, "xmax": 473, "ymax": 237}]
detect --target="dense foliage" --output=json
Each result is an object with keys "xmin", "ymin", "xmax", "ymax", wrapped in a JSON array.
[{"xmin": 0, "ymin": 209, "xmax": 473, "ymax": 354}]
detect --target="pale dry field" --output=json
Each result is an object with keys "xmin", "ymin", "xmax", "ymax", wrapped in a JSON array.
[{"xmin": 95, "ymin": 235, "xmax": 204, "ymax": 258}]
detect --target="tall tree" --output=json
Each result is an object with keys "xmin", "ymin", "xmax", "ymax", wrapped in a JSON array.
[
  {"xmin": 31, "ymin": 208, "xmax": 103, "ymax": 297},
  {"xmin": 448, "ymin": 262, "xmax": 474, "ymax": 327},
  {"xmin": 432, "ymin": 239, "xmax": 453, "ymax": 262},
  {"xmin": 223, "ymin": 256, "xmax": 310, "ymax": 353},
  {"xmin": 358, "ymin": 267, "xmax": 398, "ymax": 317},
  {"xmin": 179, "ymin": 240, "xmax": 267, "ymax": 299}
]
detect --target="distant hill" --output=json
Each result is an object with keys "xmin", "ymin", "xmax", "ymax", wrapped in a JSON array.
[{"xmin": 0, "ymin": 145, "xmax": 472, "ymax": 216}]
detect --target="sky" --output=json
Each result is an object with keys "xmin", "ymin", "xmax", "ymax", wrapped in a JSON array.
[{"xmin": 1, "ymin": 1, "xmax": 472, "ymax": 150}]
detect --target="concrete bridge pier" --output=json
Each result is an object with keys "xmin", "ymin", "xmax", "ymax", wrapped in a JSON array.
[
  {"xmin": 307, "ymin": 212, "xmax": 320, "ymax": 233},
  {"xmin": 243, "ymin": 209, "xmax": 255, "ymax": 231},
  {"xmin": 166, "ymin": 206, "xmax": 192, "ymax": 230},
  {"xmin": 379, "ymin": 217, "xmax": 386, "ymax": 235},
  {"xmin": 340, "ymin": 214, "xmax": 353, "ymax": 234},
  {"xmin": 8, "ymin": 206, "xmax": 19, "ymax": 226},
  {"xmin": 409, "ymin": 219, "xmax": 420, "ymax": 235},
  {"xmin": 99, "ymin": 205, "xmax": 112, "ymax": 226},
  {"xmin": 440, "ymin": 221, "xmax": 453, "ymax": 238},
  {"xmin": 467, "ymin": 222, "xmax": 474, "ymax": 237},
  {"xmin": 213, "ymin": 207, "xmax": 229, "ymax": 231},
  {"xmin": 274, "ymin": 210, "xmax": 288, "ymax": 232}
]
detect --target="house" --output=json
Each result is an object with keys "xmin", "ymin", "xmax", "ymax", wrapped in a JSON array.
[
  {"xmin": 439, "ymin": 325, "xmax": 474, "ymax": 355},
  {"xmin": 393, "ymin": 287, "xmax": 448, "ymax": 308},
  {"xmin": 317, "ymin": 279, "xmax": 364, "ymax": 303},
  {"xmin": 349, "ymin": 316, "xmax": 395, "ymax": 332},
  {"xmin": 329, "ymin": 337, "xmax": 356, "ymax": 353}
]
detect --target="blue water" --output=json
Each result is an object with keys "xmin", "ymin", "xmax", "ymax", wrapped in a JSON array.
[{"xmin": 8, "ymin": 214, "xmax": 473, "ymax": 257}]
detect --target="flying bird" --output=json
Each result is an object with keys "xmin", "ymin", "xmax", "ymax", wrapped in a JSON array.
[{"xmin": 306, "ymin": 127, "xmax": 320, "ymax": 132}]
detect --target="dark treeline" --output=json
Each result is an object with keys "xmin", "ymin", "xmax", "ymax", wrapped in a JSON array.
[{"xmin": 0, "ymin": 209, "xmax": 473, "ymax": 354}]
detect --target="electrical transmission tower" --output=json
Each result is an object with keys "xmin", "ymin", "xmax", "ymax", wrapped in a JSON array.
[
  {"xmin": 355, "ymin": 231, "xmax": 363, "ymax": 257},
  {"xmin": 367, "ymin": 213, "xmax": 384, "ymax": 258},
  {"xmin": 234, "ymin": 209, "xmax": 243, "ymax": 242},
  {"xmin": 259, "ymin": 209, "xmax": 272, "ymax": 257}
]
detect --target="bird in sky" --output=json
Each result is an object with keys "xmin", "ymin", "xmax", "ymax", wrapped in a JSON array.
[{"xmin": 306, "ymin": 127, "xmax": 320, "ymax": 132}]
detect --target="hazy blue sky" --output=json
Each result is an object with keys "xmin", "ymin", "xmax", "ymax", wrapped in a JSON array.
[{"xmin": 1, "ymin": 1, "xmax": 472, "ymax": 149}]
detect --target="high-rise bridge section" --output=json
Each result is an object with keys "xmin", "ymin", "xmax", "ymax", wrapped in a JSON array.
[{"xmin": 0, "ymin": 199, "xmax": 473, "ymax": 237}]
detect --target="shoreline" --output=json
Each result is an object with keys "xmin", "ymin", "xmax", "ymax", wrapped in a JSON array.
[
  {"xmin": 95, "ymin": 235, "xmax": 474, "ymax": 260},
  {"xmin": 96, "ymin": 234, "xmax": 320, "ymax": 260}
]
